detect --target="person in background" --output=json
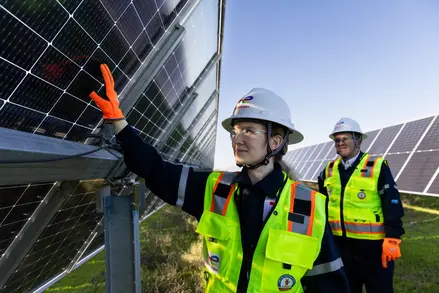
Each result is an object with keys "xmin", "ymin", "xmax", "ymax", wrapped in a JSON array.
[
  {"xmin": 318, "ymin": 117, "xmax": 405, "ymax": 293},
  {"xmin": 89, "ymin": 64, "xmax": 350, "ymax": 293}
]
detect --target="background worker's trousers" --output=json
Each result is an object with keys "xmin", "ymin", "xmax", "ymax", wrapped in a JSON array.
[{"xmin": 334, "ymin": 236, "xmax": 395, "ymax": 293}]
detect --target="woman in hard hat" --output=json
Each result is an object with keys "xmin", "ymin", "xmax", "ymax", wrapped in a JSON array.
[
  {"xmin": 90, "ymin": 64, "xmax": 350, "ymax": 293},
  {"xmin": 318, "ymin": 117, "xmax": 404, "ymax": 293}
]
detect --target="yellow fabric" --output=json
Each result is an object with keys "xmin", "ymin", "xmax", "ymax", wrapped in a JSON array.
[
  {"xmin": 324, "ymin": 154, "xmax": 385, "ymax": 240},
  {"xmin": 196, "ymin": 171, "xmax": 327, "ymax": 293}
]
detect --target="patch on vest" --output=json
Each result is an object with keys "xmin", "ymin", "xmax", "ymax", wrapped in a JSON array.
[
  {"xmin": 277, "ymin": 274, "xmax": 295, "ymax": 291},
  {"xmin": 208, "ymin": 253, "xmax": 220, "ymax": 272},
  {"xmin": 357, "ymin": 191, "xmax": 366, "ymax": 200}
]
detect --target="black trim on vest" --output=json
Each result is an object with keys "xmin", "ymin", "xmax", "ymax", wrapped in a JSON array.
[
  {"xmin": 288, "ymin": 212, "xmax": 305, "ymax": 224},
  {"xmin": 215, "ymin": 183, "xmax": 232, "ymax": 198},
  {"xmin": 294, "ymin": 198, "xmax": 312, "ymax": 216}
]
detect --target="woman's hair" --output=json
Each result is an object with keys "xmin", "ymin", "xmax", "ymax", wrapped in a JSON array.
[{"xmin": 277, "ymin": 158, "xmax": 300, "ymax": 181}]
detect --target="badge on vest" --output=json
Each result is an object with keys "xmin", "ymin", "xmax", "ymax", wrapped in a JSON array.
[
  {"xmin": 278, "ymin": 274, "xmax": 296, "ymax": 291},
  {"xmin": 357, "ymin": 191, "xmax": 366, "ymax": 200},
  {"xmin": 208, "ymin": 253, "xmax": 220, "ymax": 273}
]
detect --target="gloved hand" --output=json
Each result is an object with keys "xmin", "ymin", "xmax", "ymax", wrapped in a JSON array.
[
  {"xmin": 89, "ymin": 64, "xmax": 124, "ymax": 122},
  {"xmin": 381, "ymin": 237, "xmax": 401, "ymax": 268}
]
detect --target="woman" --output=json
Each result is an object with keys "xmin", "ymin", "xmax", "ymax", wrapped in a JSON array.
[{"xmin": 89, "ymin": 64, "xmax": 350, "ymax": 293}]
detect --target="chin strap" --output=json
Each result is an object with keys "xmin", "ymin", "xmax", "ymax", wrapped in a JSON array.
[{"xmin": 236, "ymin": 122, "xmax": 290, "ymax": 170}]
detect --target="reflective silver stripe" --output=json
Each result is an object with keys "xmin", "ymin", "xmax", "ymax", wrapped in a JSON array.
[
  {"xmin": 305, "ymin": 257, "xmax": 344, "ymax": 276},
  {"xmin": 295, "ymin": 185, "xmax": 311, "ymax": 200},
  {"xmin": 379, "ymin": 184, "xmax": 391, "ymax": 195},
  {"xmin": 221, "ymin": 172, "xmax": 238, "ymax": 185},
  {"xmin": 362, "ymin": 156, "xmax": 376, "ymax": 178},
  {"xmin": 344, "ymin": 223, "xmax": 385, "ymax": 234},
  {"xmin": 211, "ymin": 172, "xmax": 238, "ymax": 215},
  {"xmin": 213, "ymin": 195, "xmax": 227, "ymax": 215},
  {"xmin": 329, "ymin": 221, "xmax": 342, "ymax": 231},
  {"xmin": 291, "ymin": 186, "xmax": 312, "ymax": 235},
  {"xmin": 176, "ymin": 165, "xmax": 190, "ymax": 207}
]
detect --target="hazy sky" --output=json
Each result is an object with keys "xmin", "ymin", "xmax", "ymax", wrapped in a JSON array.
[{"xmin": 213, "ymin": 0, "xmax": 439, "ymax": 171}]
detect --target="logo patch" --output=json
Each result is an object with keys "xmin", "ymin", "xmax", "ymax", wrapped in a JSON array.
[
  {"xmin": 208, "ymin": 253, "xmax": 220, "ymax": 272},
  {"xmin": 357, "ymin": 191, "xmax": 366, "ymax": 200},
  {"xmin": 277, "ymin": 274, "xmax": 295, "ymax": 291}
]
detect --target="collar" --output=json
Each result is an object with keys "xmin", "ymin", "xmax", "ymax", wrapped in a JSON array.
[
  {"xmin": 233, "ymin": 162, "xmax": 285, "ymax": 198},
  {"xmin": 340, "ymin": 151, "xmax": 361, "ymax": 170}
]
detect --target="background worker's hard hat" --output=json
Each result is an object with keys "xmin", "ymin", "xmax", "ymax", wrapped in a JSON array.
[
  {"xmin": 329, "ymin": 117, "xmax": 368, "ymax": 140},
  {"xmin": 221, "ymin": 88, "xmax": 304, "ymax": 144}
]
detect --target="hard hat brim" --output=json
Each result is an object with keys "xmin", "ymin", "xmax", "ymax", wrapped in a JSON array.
[
  {"xmin": 222, "ymin": 117, "xmax": 304, "ymax": 145},
  {"xmin": 329, "ymin": 131, "xmax": 368, "ymax": 140}
]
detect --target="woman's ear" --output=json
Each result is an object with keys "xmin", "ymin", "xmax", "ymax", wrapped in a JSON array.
[{"xmin": 269, "ymin": 135, "xmax": 283, "ymax": 151}]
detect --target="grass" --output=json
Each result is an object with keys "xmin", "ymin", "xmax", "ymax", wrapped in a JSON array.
[{"xmin": 48, "ymin": 201, "xmax": 439, "ymax": 293}]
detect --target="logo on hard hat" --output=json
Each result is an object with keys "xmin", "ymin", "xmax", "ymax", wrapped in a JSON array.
[{"xmin": 234, "ymin": 95, "xmax": 253, "ymax": 112}]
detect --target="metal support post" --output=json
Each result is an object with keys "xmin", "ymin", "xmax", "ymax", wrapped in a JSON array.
[{"xmin": 99, "ymin": 180, "xmax": 145, "ymax": 293}]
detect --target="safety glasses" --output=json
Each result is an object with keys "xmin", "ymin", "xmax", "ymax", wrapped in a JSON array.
[{"xmin": 230, "ymin": 126, "xmax": 266, "ymax": 140}]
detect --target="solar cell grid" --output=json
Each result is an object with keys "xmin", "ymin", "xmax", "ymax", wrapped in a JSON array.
[
  {"xmin": 0, "ymin": 0, "xmax": 184, "ymax": 143},
  {"xmin": 388, "ymin": 117, "xmax": 433, "ymax": 153},
  {"xmin": 368, "ymin": 124, "xmax": 402, "ymax": 156},
  {"xmin": 305, "ymin": 160, "xmax": 323, "ymax": 181},
  {"xmin": 0, "ymin": 184, "xmax": 54, "ymax": 257},
  {"xmin": 361, "ymin": 129, "xmax": 380, "ymax": 153},
  {"xmin": 1, "ymin": 180, "xmax": 107, "ymax": 293},
  {"xmin": 397, "ymin": 151, "xmax": 439, "ymax": 192},
  {"xmin": 385, "ymin": 153, "xmax": 410, "ymax": 179},
  {"xmin": 417, "ymin": 117, "xmax": 439, "ymax": 151}
]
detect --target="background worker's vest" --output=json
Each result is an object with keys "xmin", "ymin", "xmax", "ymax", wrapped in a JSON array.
[
  {"xmin": 195, "ymin": 171, "xmax": 327, "ymax": 293},
  {"xmin": 323, "ymin": 153, "xmax": 385, "ymax": 240}
]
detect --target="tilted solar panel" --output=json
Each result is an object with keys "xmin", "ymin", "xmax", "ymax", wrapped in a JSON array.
[{"xmin": 0, "ymin": 0, "xmax": 224, "ymax": 291}]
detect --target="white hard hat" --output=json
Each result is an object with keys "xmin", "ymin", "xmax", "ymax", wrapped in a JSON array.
[
  {"xmin": 221, "ymin": 88, "xmax": 304, "ymax": 144},
  {"xmin": 329, "ymin": 117, "xmax": 368, "ymax": 140}
]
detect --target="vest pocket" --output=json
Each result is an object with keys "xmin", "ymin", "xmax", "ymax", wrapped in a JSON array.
[
  {"xmin": 260, "ymin": 229, "xmax": 319, "ymax": 292},
  {"xmin": 196, "ymin": 211, "xmax": 237, "ymax": 277}
]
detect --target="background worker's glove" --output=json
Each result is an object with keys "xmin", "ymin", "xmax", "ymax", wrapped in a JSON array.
[
  {"xmin": 382, "ymin": 237, "xmax": 401, "ymax": 268},
  {"xmin": 89, "ymin": 64, "xmax": 125, "ymax": 122}
]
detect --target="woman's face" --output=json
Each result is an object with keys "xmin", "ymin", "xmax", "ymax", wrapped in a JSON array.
[{"xmin": 230, "ymin": 121, "xmax": 269, "ymax": 166}]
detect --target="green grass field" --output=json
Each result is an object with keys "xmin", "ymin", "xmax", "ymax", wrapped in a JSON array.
[{"xmin": 47, "ymin": 200, "xmax": 439, "ymax": 293}]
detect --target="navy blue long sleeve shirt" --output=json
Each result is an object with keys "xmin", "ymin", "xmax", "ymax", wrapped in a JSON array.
[
  {"xmin": 317, "ymin": 151, "xmax": 405, "ymax": 239},
  {"xmin": 116, "ymin": 125, "xmax": 350, "ymax": 293}
]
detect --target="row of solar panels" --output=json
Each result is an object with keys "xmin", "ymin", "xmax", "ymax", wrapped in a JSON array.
[
  {"xmin": 285, "ymin": 115, "xmax": 439, "ymax": 196},
  {"xmin": 0, "ymin": 0, "xmax": 223, "ymax": 292}
]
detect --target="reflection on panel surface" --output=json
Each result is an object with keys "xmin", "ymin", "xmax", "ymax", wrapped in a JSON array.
[
  {"xmin": 286, "ymin": 115, "xmax": 439, "ymax": 195},
  {"xmin": 0, "ymin": 0, "xmax": 185, "ymax": 142}
]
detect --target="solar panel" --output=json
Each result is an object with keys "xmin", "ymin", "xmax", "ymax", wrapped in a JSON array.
[
  {"xmin": 361, "ymin": 129, "xmax": 381, "ymax": 153},
  {"xmin": 287, "ymin": 115, "xmax": 439, "ymax": 197},
  {"xmin": 388, "ymin": 117, "xmax": 433, "ymax": 154},
  {"xmin": 367, "ymin": 124, "xmax": 403, "ymax": 157},
  {"xmin": 0, "ymin": 0, "xmax": 224, "ymax": 291}
]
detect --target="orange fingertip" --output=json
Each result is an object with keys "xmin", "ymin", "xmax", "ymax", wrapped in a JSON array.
[{"xmin": 104, "ymin": 64, "xmax": 115, "ymax": 88}]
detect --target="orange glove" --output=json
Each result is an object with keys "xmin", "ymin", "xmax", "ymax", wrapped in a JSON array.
[
  {"xmin": 382, "ymin": 238, "xmax": 401, "ymax": 268},
  {"xmin": 89, "ymin": 64, "xmax": 124, "ymax": 122}
]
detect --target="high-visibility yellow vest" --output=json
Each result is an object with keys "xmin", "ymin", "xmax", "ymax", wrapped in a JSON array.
[
  {"xmin": 323, "ymin": 153, "xmax": 385, "ymax": 240},
  {"xmin": 195, "ymin": 171, "xmax": 327, "ymax": 293}
]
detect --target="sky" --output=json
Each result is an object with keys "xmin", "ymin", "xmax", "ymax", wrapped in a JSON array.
[{"xmin": 213, "ymin": 0, "xmax": 439, "ymax": 171}]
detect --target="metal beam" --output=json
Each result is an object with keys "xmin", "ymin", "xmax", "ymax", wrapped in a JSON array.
[
  {"xmin": 0, "ymin": 127, "xmax": 123, "ymax": 186},
  {"xmin": 0, "ymin": 180, "xmax": 80, "ymax": 289},
  {"xmin": 180, "ymin": 111, "xmax": 217, "ymax": 161},
  {"xmin": 119, "ymin": 24, "xmax": 186, "ymax": 113},
  {"xmin": 169, "ymin": 90, "xmax": 218, "ymax": 159}
]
